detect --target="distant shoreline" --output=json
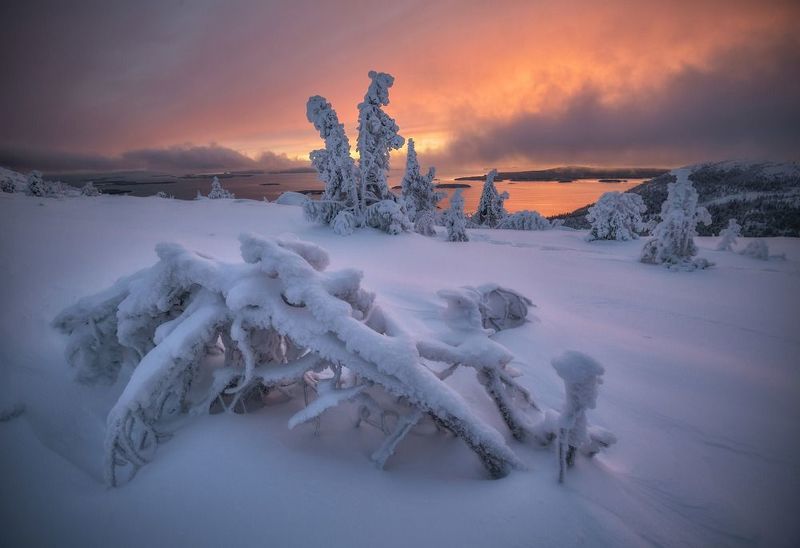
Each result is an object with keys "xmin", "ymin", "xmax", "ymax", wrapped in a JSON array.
[{"xmin": 456, "ymin": 167, "xmax": 668, "ymax": 182}]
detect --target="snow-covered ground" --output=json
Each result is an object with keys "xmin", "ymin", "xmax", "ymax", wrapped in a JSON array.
[{"xmin": 1, "ymin": 192, "xmax": 798, "ymax": 547}]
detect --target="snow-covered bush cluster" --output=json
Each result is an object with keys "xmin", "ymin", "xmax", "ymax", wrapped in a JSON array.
[
  {"xmin": 496, "ymin": 210, "xmax": 551, "ymax": 231},
  {"xmin": 305, "ymin": 71, "xmax": 419, "ymax": 236},
  {"xmin": 54, "ymin": 234, "xmax": 614, "ymax": 486},
  {"xmin": 24, "ymin": 170, "xmax": 74, "ymax": 198},
  {"xmin": 80, "ymin": 182, "xmax": 101, "ymax": 196},
  {"xmin": 586, "ymin": 191, "xmax": 646, "ymax": 241},
  {"xmin": 640, "ymin": 169, "xmax": 713, "ymax": 270}
]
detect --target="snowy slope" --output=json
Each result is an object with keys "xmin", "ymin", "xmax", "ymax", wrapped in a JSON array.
[{"xmin": 0, "ymin": 192, "xmax": 798, "ymax": 547}]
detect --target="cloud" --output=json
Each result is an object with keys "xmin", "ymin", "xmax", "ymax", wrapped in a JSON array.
[
  {"xmin": 0, "ymin": 144, "xmax": 307, "ymax": 174},
  {"xmin": 438, "ymin": 38, "xmax": 800, "ymax": 167}
]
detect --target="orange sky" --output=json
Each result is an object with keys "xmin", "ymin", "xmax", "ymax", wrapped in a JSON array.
[{"xmin": 1, "ymin": 0, "xmax": 798, "ymax": 172}]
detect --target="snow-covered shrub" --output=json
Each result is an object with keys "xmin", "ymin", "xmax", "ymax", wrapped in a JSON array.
[
  {"xmin": 640, "ymin": 169, "xmax": 712, "ymax": 270},
  {"xmin": 357, "ymin": 71, "xmax": 404, "ymax": 204},
  {"xmin": 1, "ymin": 175, "xmax": 16, "ymax": 193},
  {"xmin": 80, "ymin": 182, "xmax": 101, "ymax": 196},
  {"xmin": 304, "ymin": 95, "xmax": 361, "ymax": 227},
  {"xmin": 551, "ymin": 351, "xmax": 612, "ymax": 483},
  {"xmin": 401, "ymin": 138, "xmax": 441, "ymax": 228},
  {"xmin": 207, "ymin": 176, "xmax": 234, "ymax": 199},
  {"xmin": 716, "ymin": 218, "xmax": 741, "ymax": 251},
  {"xmin": 276, "ymin": 191, "xmax": 308, "ymax": 206},
  {"xmin": 473, "ymin": 169, "xmax": 508, "ymax": 227},
  {"xmin": 413, "ymin": 210, "xmax": 436, "ymax": 237},
  {"xmin": 155, "ymin": 191, "xmax": 173, "ymax": 199},
  {"xmin": 54, "ymin": 234, "xmax": 533, "ymax": 485},
  {"xmin": 586, "ymin": 191, "xmax": 646, "ymax": 241},
  {"xmin": 332, "ymin": 209, "xmax": 357, "ymax": 236},
  {"xmin": 496, "ymin": 210, "xmax": 551, "ymax": 231},
  {"xmin": 25, "ymin": 171, "xmax": 47, "ymax": 196},
  {"xmin": 739, "ymin": 239, "xmax": 769, "ymax": 260},
  {"xmin": 443, "ymin": 189, "xmax": 469, "ymax": 242},
  {"xmin": 365, "ymin": 199, "xmax": 412, "ymax": 235}
]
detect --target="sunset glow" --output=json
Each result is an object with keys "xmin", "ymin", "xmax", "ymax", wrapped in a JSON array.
[{"xmin": 1, "ymin": 0, "xmax": 798, "ymax": 173}]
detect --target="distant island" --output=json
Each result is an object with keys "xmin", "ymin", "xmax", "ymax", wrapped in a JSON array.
[{"xmin": 456, "ymin": 166, "xmax": 668, "ymax": 182}]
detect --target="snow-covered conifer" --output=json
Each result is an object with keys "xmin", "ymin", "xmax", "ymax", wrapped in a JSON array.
[
  {"xmin": 401, "ymin": 138, "xmax": 441, "ymax": 227},
  {"xmin": 207, "ymin": 176, "xmax": 234, "ymax": 199},
  {"xmin": 640, "ymin": 169, "xmax": 712, "ymax": 270},
  {"xmin": 25, "ymin": 171, "xmax": 46, "ymax": 197},
  {"xmin": 586, "ymin": 191, "xmax": 646, "ymax": 241},
  {"xmin": 473, "ymin": 169, "xmax": 508, "ymax": 227},
  {"xmin": 304, "ymin": 95, "xmax": 361, "ymax": 226},
  {"xmin": 496, "ymin": 210, "xmax": 551, "ymax": 231},
  {"xmin": 443, "ymin": 189, "xmax": 469, "ymax": 242},
  {"xmin": 357, "ymin": 71, "xmax": 404, "ymax": 204},
  {"xmin": 551, "ymin": 351, "xmax": 606, "ymax": 483},
  {"xmin": 716, "ymin": 218, "xmax": 741, "ymax": 251},
  {"xmin": 80, "ymin": 182, "xmax": 101, "ymax": 196}
]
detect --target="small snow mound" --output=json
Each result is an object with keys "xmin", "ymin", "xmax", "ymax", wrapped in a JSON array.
[{"xmin": 275, "ymin": 191, "xmax": 309, "ymax": 206}]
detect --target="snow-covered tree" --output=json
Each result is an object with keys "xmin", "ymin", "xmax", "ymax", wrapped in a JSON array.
[
  {"xmin": 54, "ymin": 234, "xmax": 541, "ymax": 485},
  {"xmin": 586, "ymin": 191, "xmax": 646, "ymax": 241},
  {"xmin": 496, "ymin": 210, "xmax": 551, "ymax": 231},
  {"xmin": 401, "ymin": 138, "xmax": 441, "ymax": 228},
  {"xmin": 640, "ymin": 169, "xmax": 712, "ymax": 270},
  {"xmin": 80, "ymin": 182, "xmax": 101, "ymax": 197},
  {"xmin": 551, "ymin": 351, "xmax": 610, "ymax": 483},
  {"xmin": 443, "ymin": 189, "xmax": 469, "ymax": 242},
  {"xmin": 716, "ymin": 218, "xmax": 741, "ymax": 251},
  {"xmin": 25, "ymin": 171, "xmax": 47, "ymax": 197},
  {"xmin": 156, "ymin": 191, "xmax": 173, "ymax": 199},
  {"xmin": 413, "ymin": 210, "xmax": 436, "ymax": 237},
  {"xmin": 473, "ymin": 169, "xmax": 508, "ymax": 227},
  {"xmin": 304, "ymin": 95, "xmax": 361, "ymax": 227},
  {"xmin": 357, "ymin": 71, "xmax": 405, "ymax": 204},
  {"xmin": 207, "ymin": 176, "xmax": 234, "ymax": 199}
]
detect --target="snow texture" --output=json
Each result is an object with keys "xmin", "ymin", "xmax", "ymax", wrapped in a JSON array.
[{"xmin": 586, "ymin": 191, "xmax": 646, "ymax": 241}]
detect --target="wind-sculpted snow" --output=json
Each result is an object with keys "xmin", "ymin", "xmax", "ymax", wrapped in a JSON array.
[{"xmin": 53, "ymin": 233, "xmax": 616, "ymax": 486}]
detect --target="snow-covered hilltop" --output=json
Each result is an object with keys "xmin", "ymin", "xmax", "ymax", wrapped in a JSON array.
[{"xmin": 554, "ymin": 161, "xmax": 800, "ymax": 236}]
